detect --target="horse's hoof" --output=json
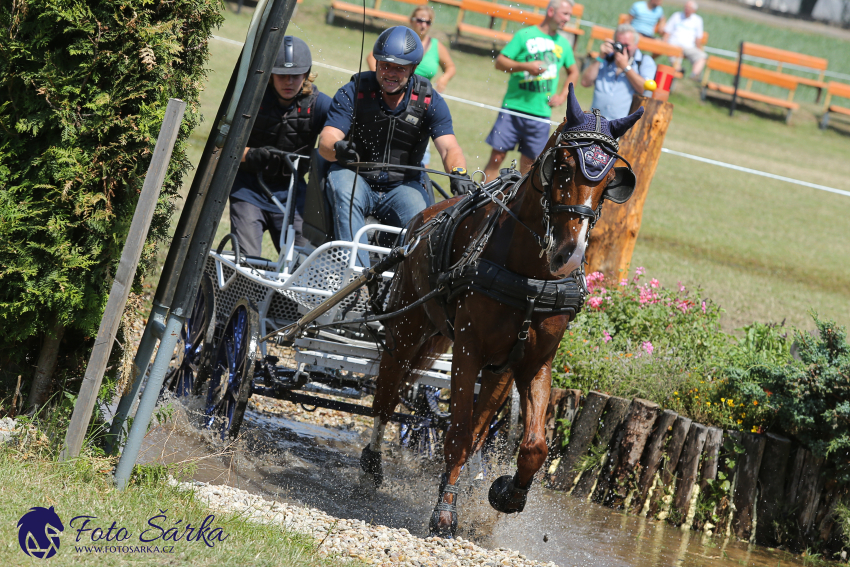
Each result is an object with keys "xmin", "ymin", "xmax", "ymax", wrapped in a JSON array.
[
  {"xmin": 359, "ymin": 445, "xmax": 383, "ymax": 488},
  {"xmin": 428, "ymin": 506, "xmax": 458, "ymax": 539},
  {"xmin": 488, "ymin": 474, "xmax": 529, "ymax": 514}
]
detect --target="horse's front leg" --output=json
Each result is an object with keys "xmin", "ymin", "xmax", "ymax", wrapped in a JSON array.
[
  {"xmin": 488, "ymin": 360, "xmax": 552, "ymax": 514},
  {"xmin": 429, "ymin": 340, "xmax": 482, "ymax": 538}
]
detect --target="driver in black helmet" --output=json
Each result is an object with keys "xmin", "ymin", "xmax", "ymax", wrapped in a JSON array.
[
  {"xmin": 318, "ymin": 26, "xmax": 473, "ymax": 267},
  {"xmin": 231, "ymin": 36, "xmax": 332, "ymax": 257}
]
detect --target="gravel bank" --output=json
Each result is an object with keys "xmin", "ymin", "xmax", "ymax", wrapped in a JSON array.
[{"xmin": 173, "ymin": 477, "xmax": 559, "ymax": 567}]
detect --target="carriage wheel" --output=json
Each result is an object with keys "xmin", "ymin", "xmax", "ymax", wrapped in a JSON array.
[
  {"xmin": 162, "ymin": 273, "xmax": 216, "ymax": 398},
  {"xmin": 398, "ymin": 384, "xmax": 445, "ymax": 458},
  {"xmin": 203, "ymin": 298, "xmax": 260, "ymax": 439}
]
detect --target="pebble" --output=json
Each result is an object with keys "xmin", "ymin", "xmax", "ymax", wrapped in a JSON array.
[
  {"xmin": 169, "ymin": 477, "xmax": 559, "ymax": 567},
  {"xmin": 0, "ymin": 417, "xmax": 18, "ymax": 444}
]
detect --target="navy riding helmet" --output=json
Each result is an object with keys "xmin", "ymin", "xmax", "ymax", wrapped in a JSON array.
[{"xmin": 373, "ymin": 26, "xmax": 424, "ymax": 66}]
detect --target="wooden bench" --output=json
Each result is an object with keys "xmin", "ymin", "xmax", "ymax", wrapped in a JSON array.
[
  {"xmin": 701, "ymin": 55, "xmax": 799, "ymax": 123},
  {"xmin": 327, "ymin": 0, "xmax": 421, "ymax": 27},
  {"xmin": 454, "ymin": 0, "xmax": 545, "ymax": 45},
  {"xmin": 740, "ymin": 42, "xmax": 828, "ymax": 101},
  {"xmin": 509, "ymin": 0, "xmax": 584, "ymax": 40},
  {"xmin": 820, "ymin": 81, "xmax": 850, "ymax": 129}
]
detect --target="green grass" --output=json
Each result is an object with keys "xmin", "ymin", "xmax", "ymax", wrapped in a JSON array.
[
  {"xmin": 0, "ymin": 446, "xmax": 349, "ymax": 566},
  {"xmin": 175, "ymin": 0, "xmax": 850, "ymax": 332}
]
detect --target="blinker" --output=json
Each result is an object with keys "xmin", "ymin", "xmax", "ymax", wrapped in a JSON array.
[{"xmin": 602, "ymin": 167, "xmax": 637, "ymax": 203}]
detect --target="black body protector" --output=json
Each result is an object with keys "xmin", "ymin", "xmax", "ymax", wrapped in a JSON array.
[
  {"xmin": 347, "ymin": 72, "xmax": 432, "ymax": 185},
  {"xmin": 245, "ymin": 87, "xmax": 320, "ymax": 184}
]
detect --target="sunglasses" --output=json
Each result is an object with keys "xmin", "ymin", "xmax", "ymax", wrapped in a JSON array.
[{"xmin": 412, "ymin": 17, "xmax": 432, "ymax": 25}]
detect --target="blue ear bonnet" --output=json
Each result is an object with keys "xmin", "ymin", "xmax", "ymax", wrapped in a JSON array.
[{"xmin": 561, "ymin": 109, "xmax": 618, "ymax": 182}]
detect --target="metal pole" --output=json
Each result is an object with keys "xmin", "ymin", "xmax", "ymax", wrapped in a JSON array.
[
  {"xmin": 113, "ymin": 0, "xmax": 298, "ymax": 490},
  {"xmin": 105, "ymin": 52, "xmax": 243, "ymax": 455},
  {"xmin": 730, "ymin": 41, "xmax": 744, "ymax": 117},
  {"xmin": 61, "ymin": 99, "xmax": 187, "ymax": 461}
]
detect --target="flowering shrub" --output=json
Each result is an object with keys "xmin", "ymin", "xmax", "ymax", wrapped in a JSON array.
[{"xmin": 552, "ymin": 268, "xmax": 793, "ymax": 431}]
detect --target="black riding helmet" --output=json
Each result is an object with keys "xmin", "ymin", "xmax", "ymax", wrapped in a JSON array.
[
  {"xmin": 373, "ymin": 26, "xmax": 424, "ymax": 66},
  {"xmin": 272, "ymin": 36, "xmax": 312, "ymax": 75}
]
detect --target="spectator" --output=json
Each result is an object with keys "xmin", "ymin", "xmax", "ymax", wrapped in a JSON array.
[
  {"xmin": 318, "ymin": 26, "xmax": 472, "ymax": 267},
  {"xmin": 627, "ymin": 0, "xmax": 665, "ymax": 38},
  {"xmin": 483, "ymin": 0, "xmax": 579, "ymax": 181},
  {"xmin": 231, "ymin": 36, "xmax": 331, "ymax": 256},
  {"xmin": 367, "ymin": 5, "xmax": 457, "ymax": 167},
  {"xmin": 663, "ymin": 1, "xmax": 706, "ymax": 79},
  {"xmin": 580, "ymin": 24, "xmax": 657, "ymax": 120}
]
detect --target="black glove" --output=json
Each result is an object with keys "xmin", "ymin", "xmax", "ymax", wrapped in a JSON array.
[
  {"xmin": 334, "ymin": 140, "xmax": 359, "ymax": 167},
  {"xmin": 449, "ymin": 167, "xmax": 475, "ymax": 196},
  {"xmin": 244, "ymin": 146, "xmax": 275, "ymax": 172}
]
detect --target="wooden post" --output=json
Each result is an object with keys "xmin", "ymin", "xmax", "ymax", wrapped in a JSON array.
[
  {"xmin": 671, "ymin": 423, "xmax": 708, "ymax": 526},
  {"xmin": 605, "ymin": 398, "xmax": 659, "ymax": 510},
  {"xmin": 585, "ymin": 96, "xmax": 674, "ymax": 280},
  {"xmin": 630, "ymin": 409, "xmax": 678, "ymax": 515},
  {"xmin": 732, "ymin": 432, "xmax": 767, "ymax": 541},
  {"xmin": 60, "ymin": 99, "xmax": 187, "ymax": 461},
  {"xmin": 548, "ymin": 391, "xmax": 608, "ymax": 492},
  {"xmin": 699, "ymin": 427, "xmax": 724, "ymax": 492},
  {"xmin": 755, "ymin": 433, "xmax": 792, "ymax": 547},
  {"xmin": 793, "ymin": 450, "xmax": 826, "ymax": 538},
  {"xmin": 573, "ymin": 396, "xmax": 630, "ymax": 500},
  {"xmin": 648, "ymin": 415, "xmax": 692, "ymax": 518},
  {"xmin": 544, "ymin": 389, "xmax": 582, "ymax": 484}
]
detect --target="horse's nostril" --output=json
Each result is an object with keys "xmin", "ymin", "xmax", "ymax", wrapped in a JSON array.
[{"xmin": 554, "ymin": 254, "xmax": 565, "ymax": 267}]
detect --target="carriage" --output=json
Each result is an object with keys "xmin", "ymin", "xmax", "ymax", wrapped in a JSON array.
[{"xmin": 161, "ymin": 151, "xmax": 522, "ymax": 455}]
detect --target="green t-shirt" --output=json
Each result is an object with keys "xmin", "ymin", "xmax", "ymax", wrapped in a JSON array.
[{"xmin": 499, "ymin": 27, "xmax": 576, "ymax": 117}]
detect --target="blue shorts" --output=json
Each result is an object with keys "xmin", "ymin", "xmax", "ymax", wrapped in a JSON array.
[{"xmin": 485, "ymin": 110, "xmax": 552, "ymax": 159}]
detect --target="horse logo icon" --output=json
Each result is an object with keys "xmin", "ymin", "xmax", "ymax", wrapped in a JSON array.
[{"xmin": 17, "ymin": 506, "xmax": 64, "ymax": 559}]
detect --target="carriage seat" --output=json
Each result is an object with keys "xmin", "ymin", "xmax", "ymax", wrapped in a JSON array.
[{"xmin": 300, "ymin": 149, "xmax": 437, "ymax": 249}]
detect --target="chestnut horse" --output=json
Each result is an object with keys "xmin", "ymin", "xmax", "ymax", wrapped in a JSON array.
[{"xmin": 360, "ymin": 86, "xmax": 644, "ymax": 537}]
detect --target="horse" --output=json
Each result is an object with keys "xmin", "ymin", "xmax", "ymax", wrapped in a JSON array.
[{"xmin": 359, "ymin": 84, "xmax": 645, "ymax": 538}]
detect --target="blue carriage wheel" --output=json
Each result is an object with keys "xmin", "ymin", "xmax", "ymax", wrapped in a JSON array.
[
  {"xmin": 161, "ymin": 273, "xmax": 216, "ymax": 398},
  {"xmin": 203, "ymin": 298, "xmax": 260, "ymax": 439}
]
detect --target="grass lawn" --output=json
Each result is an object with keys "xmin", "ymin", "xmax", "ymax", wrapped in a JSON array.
[
  {"xmin": 0, "ymin": 446, "xmax": 350, "ymax": 566},
  {"xmin": 175, "ymin": 0, "xmax": 850, "ymax": 332}
]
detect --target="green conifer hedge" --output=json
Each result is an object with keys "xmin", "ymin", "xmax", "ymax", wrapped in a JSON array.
[{"xmin": 0, "ymin": 0, "xmax": 223, "ymax": 402}]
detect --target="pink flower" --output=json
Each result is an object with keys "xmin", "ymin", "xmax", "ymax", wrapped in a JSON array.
[
  {"xmin": 587, "ymin": 296, "xmax": 604, "ymax": 309},
  {"xmin": 635, "ymin": 266, "xmax": 645, "ymax": 276},
  {"xmin": 639, "ymin": 286, "xmax": 660, "ymax": 304},
  {"xmin": 650, "ymin": 278, "xmax": 660, "ymax": 289},
  {"xmin": 701, "ymin": 301, "xmax": 707, "ymax": 314},
  {"xmin": 678, "ymin": 281, "xmax": 686, "ymax": 292},
  {"xmin": 676, "ymin": 299, "xmax": 691, "ymax": 313},
  {"xmin": 603, "ymin": 331, "xmax": 612, "ymax": 343},
  {"xmin": 642, "ymin": 341, "xmax": 654, "ymax": 356},
  {"xmin": 619, "ymin": 278, "xmax": 628, "ymax": 286},
  {"xmin": 586, "ymin": 271, "xmax": 604, "ymax": 283}
]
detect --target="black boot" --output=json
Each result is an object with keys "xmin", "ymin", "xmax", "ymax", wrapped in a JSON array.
[
  {"xmin": 488, "ymin": 473, "xmax": 531, "ymax": 514},
  {"xmin": 429, "ymin": 473, "xmax": 459, "ymax": 538},
  {"xmin": 359, "ymin": 445, "xmax": 383, "ymax": 488}
]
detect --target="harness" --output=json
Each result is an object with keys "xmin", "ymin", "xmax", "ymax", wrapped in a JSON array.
[{"xmin": 348, "ymin": 72, "xmax": 433, "ymax": 186}]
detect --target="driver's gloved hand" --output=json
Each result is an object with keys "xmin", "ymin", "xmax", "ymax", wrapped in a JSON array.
[
  {"xmin": 449, "ymin": 167, "xmax": 475, "ymax": 196},
  {"xmin": 244, "ymin": 146, "xmax": 276, "ymax": 172},
  {"xmin": 334, "ymin": 140, "xmax": 359, "ymax": 167}
]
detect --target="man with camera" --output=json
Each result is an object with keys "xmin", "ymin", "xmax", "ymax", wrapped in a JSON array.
[{"xmin": 581, "ymin": 23, "xmax": 657, "ymax": 120}]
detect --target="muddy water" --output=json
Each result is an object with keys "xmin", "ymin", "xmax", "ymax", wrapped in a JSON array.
[{"xmin": 139, "ymin": 402, "xmax": 807, "ymax": 567}]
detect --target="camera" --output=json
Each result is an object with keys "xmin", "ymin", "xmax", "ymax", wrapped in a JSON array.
[{"xmin": 606, "ymin": 41, "xmax": 625, "ymax": 61}]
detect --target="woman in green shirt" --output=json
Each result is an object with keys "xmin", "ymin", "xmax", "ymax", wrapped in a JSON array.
[{"xmin": 367, "ymin": 6, "xmax": 456, "ymax": 92}]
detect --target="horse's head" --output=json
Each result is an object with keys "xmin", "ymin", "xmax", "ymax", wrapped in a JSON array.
[{"xmin": 533, "ymin": 84, "xmax": 643, "ymax": 278}]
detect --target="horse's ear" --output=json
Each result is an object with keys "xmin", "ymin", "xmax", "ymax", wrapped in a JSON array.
[
  {"xmin": 602, "ymin": 167, "xmax": 636, "ymax": 203},
  {"xmin": 538, "ymin": 151, "xmax": 555, "ymax": 188},
  {"xmin": 608, "ymin": 107, "xmax": 645, "ymax": 139},
  {"xmin": 564, "ymin": 83, "xmax": 583, "ymax": 128}
]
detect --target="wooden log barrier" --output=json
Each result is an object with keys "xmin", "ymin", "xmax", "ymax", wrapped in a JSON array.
[
  {"xmin": 548, "ymin": 391, "xmax": 609, "ymax": 491},
  {"xmin": 671, "ymin": 423, "xmax": 708, "ymax": 526},
  {"xmin": 794, "ymin": 449, "xmax": 826, "ymax": 538},
  {"xmin": 586, "ymin": 95, "xmax": 674, "ymax": 279},
  {"xmin": 699, "ymin": 427, "xmax": 724, "ymax": 492},
  {"xmin": 732, "ymin": 432, "xmax": 767, "ymax": 541},
  {"xmin": 543, "ymin": 388, "xmax": 581, "ymax": 483},
  {"xmin": 604, "ymin": 398, "xmax": 659, "ymax": 510},
  {"xmin": 755, "ymin": 433, "xmax": 792, "ymax": 547},
  {"xmin": 648, "ymin": 415, "xmax": 692, "ymax": 518},
  {"xmin": 630, "ymin": 409, "xmax": 678, "ymax": 515},
  {"xmin": 573, "ymin": 396, "xmax": 630, "ymax": 500}
]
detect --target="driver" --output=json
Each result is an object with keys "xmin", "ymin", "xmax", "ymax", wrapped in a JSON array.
[
  {"xmin": 318, "ymin": 26, "xmax": 474, "ymax": 266},
  {"xmin": 231, "ymin": 36, "xmax": 332, "ymax": 256}
]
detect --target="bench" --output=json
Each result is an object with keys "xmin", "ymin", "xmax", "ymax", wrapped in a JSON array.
[
  {"xmin": 740, "ymin": 42, "xmax": 828, "ymax": 101},
  {"xmin": 327, "ymin": 0, "xmax": 422, "ymax": 27},
  {"xmin": 701, "ymin": 55, "xmax": 799, "ymax": 123},
  {"xmin": 820, "ymin": 81, "xmax": 850, "ymax": 129},
  {"xmin": 585, "ymin": 25, "xmax": 683, "ymax": 73},
  {"xmin": 509, "ymin": 0, "xmax": 584, "ymax": 41},
  {"xmin": 453, "ymin": 0, "xmax": 584, "ymax": 47}
]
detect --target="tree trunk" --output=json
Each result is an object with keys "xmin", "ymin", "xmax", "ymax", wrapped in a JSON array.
[
  {"xmin": 27, "ymin": 316, "xmax": 65, "ymax": 412},
  {"xmin": 586, "ymin": 96, "xmax": 674, "ymax": 279}
]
